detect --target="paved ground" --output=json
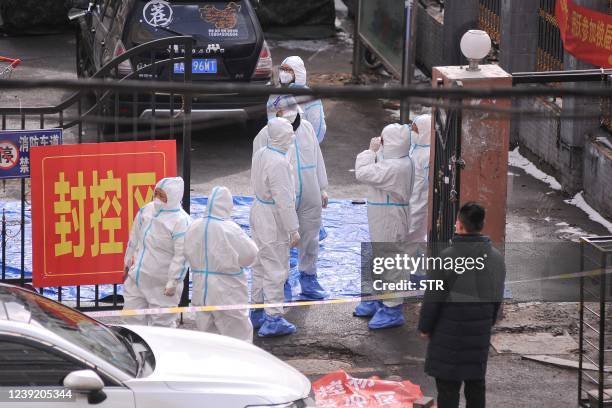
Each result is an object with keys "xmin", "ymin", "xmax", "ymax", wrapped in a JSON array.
[{"xmin": 2, "ymin": 1, "xmax": 612, "ymax": 406}]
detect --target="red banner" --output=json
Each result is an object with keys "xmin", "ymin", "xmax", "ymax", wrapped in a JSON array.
[
  {"xmin": 30, "ymin": 141, "xmax": 177, "ymax": 288},
  {"xmin": 313, "ymin": 370, "xmax": 424, "ymax": 408},
  {"xmin": 556, "ymin": 0, "xmax": 612, "ymax": 68}
]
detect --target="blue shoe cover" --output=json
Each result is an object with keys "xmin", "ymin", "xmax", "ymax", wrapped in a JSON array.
[
  {"xmin": 319, "ymin": 226, "xmax": 328, "ymax": 241},
  {"xmin": 250, "ymin": 309, "xmax": 266, "ymax": 330},
  {"xmin": 353, "ymin": 300, "xmax": 381, "ymax": 317},
  {"xmin": 298, "ymin": 272, "xmax": 328, "ymax": 300},
  {"xmin": 257, "ymin": 315, "xmax": 297, "ymax": 337},
  {"xmin": 368, "ymin": 305, "xmax": 405, "ymax": 330},
  {"xmin": 284, "ymin": 280, "xmax": 293, "ymax": 302}
]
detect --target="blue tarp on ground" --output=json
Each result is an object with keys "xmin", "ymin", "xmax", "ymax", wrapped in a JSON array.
[{"xmin": 0, "ymin": 197, "xmax": 369, "ymax": 301}]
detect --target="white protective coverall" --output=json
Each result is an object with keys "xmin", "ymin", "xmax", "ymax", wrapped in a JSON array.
[
  {"xmin": 123, "ymin": 177, "xmax": 190, "ymax": 327},
  {"xmin": 254, "ymin": 97, "xmax": 328, "ymax": 278},
  {"xmin": 355, "ymin": 124, "xmax": 415, "ymax": 307},
  {"xmin": 267, "ymin": 56, "xmax": 327, "ymax": 143},
  {"xmin": 408, "ymin": 115, "xmax": 432, "ymax": 243},
  {"xmin": 250, "ymin": 118, "xmax": 300, "ymax": 316},
  {"xmin": 184, "ymin": 186, "xmax": 258, "ymax": 343}
]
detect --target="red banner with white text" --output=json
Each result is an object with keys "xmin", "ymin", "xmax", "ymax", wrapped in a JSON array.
[
  {"xmin": 556, "ymin": 0, "xmax": 612, "ymax": 68},
  {"xmin": 30, "ymin": 140, "xmax": 177, "ymax": 288}
]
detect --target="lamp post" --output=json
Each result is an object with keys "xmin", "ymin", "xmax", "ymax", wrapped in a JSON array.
[{"xmin": 459, "ymin": 30, "xmax": 492, "ymax": 72}]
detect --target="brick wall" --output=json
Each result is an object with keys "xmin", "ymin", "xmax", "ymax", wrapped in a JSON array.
[
  {"xmin": 516, "ymin": 95, "xmax": 564, "ymax": 179},
  {"xmin": 583, "ymin": 133, "xmax": 612, "ymax": 220}
]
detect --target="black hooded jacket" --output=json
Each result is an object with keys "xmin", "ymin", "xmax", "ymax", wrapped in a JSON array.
[{"xmin": 418, "ymin": 234, "xmax": 506, "ymax": 381}]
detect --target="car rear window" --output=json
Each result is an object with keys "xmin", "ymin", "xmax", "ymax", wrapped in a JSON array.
[{"xmin": 139, "ymin": 1, "xmax": 255, "ymax": 42}]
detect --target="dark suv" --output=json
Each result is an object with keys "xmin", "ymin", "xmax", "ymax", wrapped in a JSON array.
[{"xmin": 71, "ymin": 0, "xmax": 273, "ymax": 133}]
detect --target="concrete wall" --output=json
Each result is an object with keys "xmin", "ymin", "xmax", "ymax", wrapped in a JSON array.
[
  {"xmin": 415, "ymin": 4, "xmax": 444, "ymax": 73},
  {"xmin": 584, "ymin": 133, "xmax": 612, "ymax": 220},
  {"xmin": 442, "ymin": 0, "xmax": 480, "ymax": 66},
  {"xmin": 499, "ymin": 0, "xmax": 539, "ymax": 73}
]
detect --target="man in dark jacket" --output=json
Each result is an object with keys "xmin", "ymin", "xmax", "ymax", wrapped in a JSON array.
[{"xmin": 418, "ymin": 202, "xmax": 506, "ymax": 408}]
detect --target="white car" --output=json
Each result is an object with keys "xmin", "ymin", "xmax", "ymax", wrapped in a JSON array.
[{"xmin": 0, "ymin": 284, "xmax": 314, "ymax": 407}]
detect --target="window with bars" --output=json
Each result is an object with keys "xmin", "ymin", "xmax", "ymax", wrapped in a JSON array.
[
  {"xmin": 537, "ymin": 0, "xmax": 564, "ymax": 71},
  {"xmin": 478, "ymin": 0, "xmax": 501, "ymax": 45}
]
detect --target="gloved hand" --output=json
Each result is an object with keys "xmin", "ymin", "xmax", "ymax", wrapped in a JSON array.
[
  {"xmin": 290, "ymin": 231, "xmax": 301, "ymax": 248},
  {"xmin": 164, "ymin": 280, "xmax": 178, "ymax": 297},
  {"xmin": 369, "ymin": 137, "xmax": 382, "ymax": 152},
  {"xmin": 321, "ymin": 190, "xmax": 329, "ymax": 209}
]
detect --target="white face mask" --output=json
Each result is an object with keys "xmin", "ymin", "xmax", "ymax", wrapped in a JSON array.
[
  {"xmin": 279, "ymin": 71, "xmax": 294, "ymax": 85},
  {"xmin": 153, "ymin": 197, "xmax": 164, "ymax": 211}
]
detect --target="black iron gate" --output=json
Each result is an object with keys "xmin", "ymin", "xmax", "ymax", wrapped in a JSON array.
[
  {"xmin": 0, "ymin": 36, "xmax": 194, "ymax": 311},
  {"xmin": 428, "ymin": 78, "xmax": 463, "ymax": 253}
]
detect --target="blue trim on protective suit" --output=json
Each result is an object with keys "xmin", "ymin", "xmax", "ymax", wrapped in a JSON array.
[
  {"xmin": 256, "ymin": 195, "xmax": 275, "ymax": 205},
  {"xmin": 192, "ymin": 187, "xmax": 244, "ymax": 304},
  {"xmin": 267, "ymin": 146, "xmax": 287, "ymax": 155}
]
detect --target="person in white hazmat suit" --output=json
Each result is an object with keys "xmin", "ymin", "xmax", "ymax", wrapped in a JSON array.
[
  {"xmin": 267, "ymin": 56, "xmax": 327, "ymax": 143},
  {"xmin": 184, "ymin": 186, "xmax": 258, "ymax": 343},
  {"xmin": 254, "ymin": 96, "xmax": 329, "ymax": 301},
  {"xmin": 250, "ymin": 117, "xmax": 301, "ymax": 337},
  {"xmin": 409, "ymin": 114, "xmax": 432, "ymax": 243},
  {"xmin": 353, "ymin": 124, "xmax": 415, "ymax": 330},
  {"xmin": 123, "ymin": 177, "xmax": 190, "ymax": 327}
]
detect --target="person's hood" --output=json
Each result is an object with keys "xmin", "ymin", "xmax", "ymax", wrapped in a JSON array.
[
  {"xmin": 282, "ymin": 56, "xmax": 307, "ymax": 86},
  {"xmin": 205, "ymin": 186, "xmax": 233, "ymax": 219},
  {"xmin": 413, "ymin": 114, "xmax": 432, "ymax": 146},
  {"xmin": 381, "ymin": 123, "xmax": 412, "ymax": 159},
  {"xmin": 267, "ymin": 117, "xmax": 295, "ymax": 152},
  {"xmin": 155, "ymin": 177, "xmax": 184, "ymax": 210},
  {"xmin": 267, "ymin": 95, "xmax": 300, "ymax": 123},
  {"xmin": 451, "ymin": 234, "xmax": 492, "ymax": 257}
]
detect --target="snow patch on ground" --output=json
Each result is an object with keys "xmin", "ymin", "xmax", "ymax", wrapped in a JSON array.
[
  {"xmin": 508, "ymin": 172, "xmax": 519, "ymax": 176},
  {"xmin": 509, "ymin": 147, "xmax": 612, "ymax": 233},
  {"xmin": 509, "ymin": 147, "xmax": 562, "ymax": 191},
  {"xmin": 556, "ymin": 225, "xmax": 590, "ymax": 242},
  {"xmin": 565, "ymin": 192, "xmax": 612, "ymax": 234}
]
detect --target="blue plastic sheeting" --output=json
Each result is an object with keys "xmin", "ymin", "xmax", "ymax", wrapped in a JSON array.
[{"xmin": 0, "ymin": 197, "xmax": 369, "ymax": 302}]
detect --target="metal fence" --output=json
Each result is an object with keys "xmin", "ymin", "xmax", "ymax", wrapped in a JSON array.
[
  {"xmin": 478, "ymin": 0, "xmax": 501, "ymax": 45},
  {"xmin": 428, "ymin": 78, "xmax": 462, "ymax": 251},
  {"xmin": 0, "ymin": 35, "xmax": 195, "ymax": 311},
  {"xmin": 537, "ymin": 0, "xmax": 564, "ymax": 72}
]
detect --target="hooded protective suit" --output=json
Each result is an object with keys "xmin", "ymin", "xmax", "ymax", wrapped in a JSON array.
[
  {"xmin": 123, "ymin": 177, "xmax": 190, "ymax": 327},
  {"xmin": 355, "ymin": 124, "xmax": 415, "ymax": 309},
  {"xmin": 184, "ymin": 186, "xmax": 258, "ymax": 343},
  {"xmin": 250, "ymin": 118, "xmax": 300, "ymax": 319},
  {"xmin": 409, "ymin": 115, "xmax": 432, "ymax": 243},
  {"xmin": 267, "ymin": 56, "xmax": 327, "ymax": 143},
  {"xmin": 254, "ymin": 96, "xmax": 329, "ymax": 299}
]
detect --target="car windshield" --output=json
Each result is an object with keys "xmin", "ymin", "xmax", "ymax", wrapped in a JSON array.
[{"xmin": 0, "ymin": 287, "xmax": 138, "ymax": 377}]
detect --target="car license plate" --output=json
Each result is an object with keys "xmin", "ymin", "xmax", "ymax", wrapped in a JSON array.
[{"xmin": 174, "ymin": 59, "xmax": 217, "ymax": 74}]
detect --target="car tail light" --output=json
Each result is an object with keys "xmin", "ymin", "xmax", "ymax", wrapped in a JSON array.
[
  {"xmin": 251, "ymin": 41, "xmax": 273, "ymax": 80},
  {"xmin": 114, "ymin": 42, "xmax": 134, "ymax": 77}
]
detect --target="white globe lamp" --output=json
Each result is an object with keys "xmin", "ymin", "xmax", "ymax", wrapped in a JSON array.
[{"xmin": 460, "ymin": 30, "xmax": 492, "ymax": 72}]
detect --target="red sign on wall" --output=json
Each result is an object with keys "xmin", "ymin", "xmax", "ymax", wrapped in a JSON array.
[
  {"xmin": 30, "ymin": 141, "xmax": 177, "ymax": 288},
  {"xmin": 556, "ymin": 0, "xmax": 612, "ymax": 68}
]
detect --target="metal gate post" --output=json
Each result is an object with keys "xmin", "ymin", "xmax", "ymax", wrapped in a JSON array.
[
  {"xmin": 400, "ymin": 0, "xmax": 418, "ymax": 124},
  {"xmin": 180, "ymin": 41, "xmax": 193, "ymax": 311}
]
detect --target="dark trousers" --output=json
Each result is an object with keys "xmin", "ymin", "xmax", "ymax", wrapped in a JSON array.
[{"xmin": 435, "ymin": 378, "xmax": 486, "ymax": 408}]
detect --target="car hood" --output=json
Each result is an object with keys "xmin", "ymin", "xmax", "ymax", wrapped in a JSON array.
[{"xmin": 121, "ymin": 325, "xmax": 310, "ymax": 402}]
